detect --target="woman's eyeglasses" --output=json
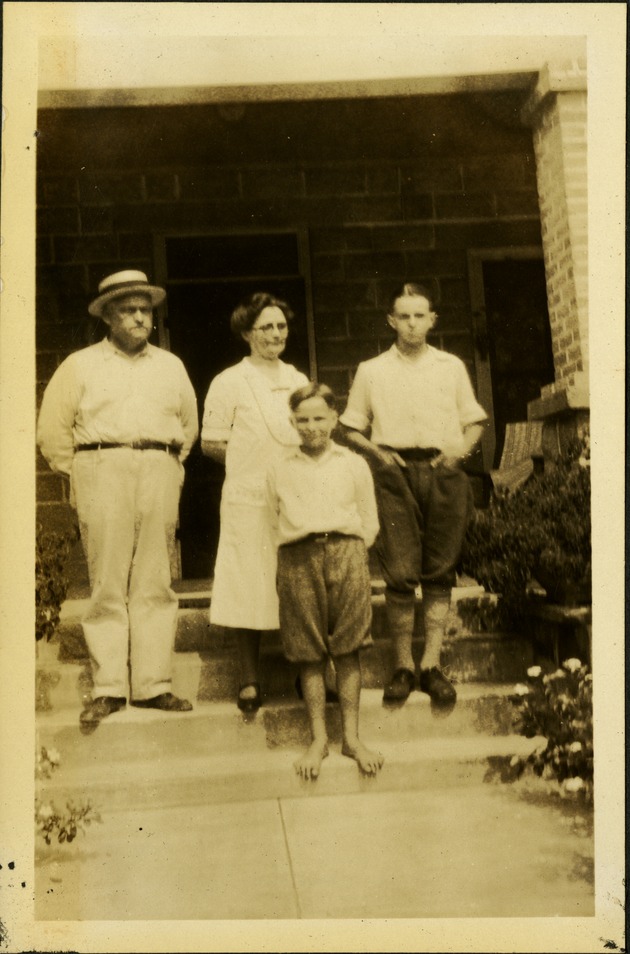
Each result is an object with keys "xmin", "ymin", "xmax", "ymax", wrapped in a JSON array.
[{"xmin": 252, "ymin": 321, "xmax": 288, "ymax": 334}]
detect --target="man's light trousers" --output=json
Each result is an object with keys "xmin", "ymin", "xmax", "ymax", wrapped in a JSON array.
[{"xmin": 71, "ymin": 447, "xmax": 183, "ymax": 700}]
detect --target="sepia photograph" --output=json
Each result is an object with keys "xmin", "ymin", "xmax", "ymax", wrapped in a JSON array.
[{"xmin": 0, "ymin": 3, "xmax": 625, "ymax": 952}]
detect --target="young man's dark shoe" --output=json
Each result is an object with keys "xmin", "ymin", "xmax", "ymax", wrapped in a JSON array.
[{"xmin": 418, "ymin": 667, "xmax": 457, "ymax": 705}]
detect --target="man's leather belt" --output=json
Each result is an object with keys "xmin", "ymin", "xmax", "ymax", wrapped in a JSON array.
[
  {"xmin": 281, "ymin": 532, "xmax": 361, "ymax": 548},
  {"xmin": 380, "ymin": 446, "xmax": 441, "ymax": 461},
  {"xmin": 75, "ymin": 441, "xmax": 181, "ymax": 456}
]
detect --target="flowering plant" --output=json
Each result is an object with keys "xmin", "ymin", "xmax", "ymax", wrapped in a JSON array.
[
  {"xmin": 35, "ymin": 798, "xmax": 102, "ymax": 846},
  {"xmin": 508, "ymin": 659, "xmax": 593, "ymax": 803},
  {"xmin": 35, "ymin": 745, "xmax": 102, "ymax": 845},
  {"xmin": 36, "ymin": 524, "xmax": 79, "ymax": 642},
  {"xmin": 461, "ymin": 441, "xmax": 591, "ymax": 620}
]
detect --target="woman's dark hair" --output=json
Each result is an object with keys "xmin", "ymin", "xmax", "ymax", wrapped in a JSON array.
[
  {"xmin": 289, "ymin": 381, "xmax": 337, "ymax": 413},
  {"xmin": 388, "ymin": 282, "xmax": 438, "ymax": 313},
  {"xmin": 230, "ymin": 291, "xmax": 294, "ymax": 337}
]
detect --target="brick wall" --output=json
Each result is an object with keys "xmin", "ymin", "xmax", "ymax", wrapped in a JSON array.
[
  {"xmin": 529, "ymin": 86, "xmax": 588, "ymax": 387},
  {"xmin": 36, "ymin": 96, "xmax": 542, "ymax": 533}
]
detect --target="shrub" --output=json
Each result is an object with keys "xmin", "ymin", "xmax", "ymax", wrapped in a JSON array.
[
  {"xmin": 35, "ymin": 798, "xmax": 102, "ymax": 846},
  {"xmin": 508, "ymin": 659, "xmax": 593, "ymax": 804},
  {"xmin": 460, "ymin": 441, "xmax": 591, "ymax": 623},
  {"xmin": 35, "ymin": 524, "xmax": 79, "ymax": 642},
  {"xmin": 35, "ymin": 745, "xmax": 102, "ymax": 845}
]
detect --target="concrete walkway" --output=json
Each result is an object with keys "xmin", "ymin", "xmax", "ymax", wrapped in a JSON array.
[{"xmin": 36, "ymin": 768, "xmax": 593, "ymax": 921}]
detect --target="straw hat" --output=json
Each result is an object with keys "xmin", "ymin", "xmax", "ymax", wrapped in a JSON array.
[{"xmin": 88, "ymin": 270, "xmax": 166, "ymax": 317}]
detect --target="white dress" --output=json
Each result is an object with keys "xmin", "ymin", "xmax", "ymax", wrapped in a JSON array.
[{"xmin": 201, "ymin": 357, "xmax": 308, "ymax": 629}]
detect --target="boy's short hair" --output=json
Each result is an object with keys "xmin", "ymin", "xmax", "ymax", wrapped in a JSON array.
[
  {"xmin": 289, "ymin": 381, "xmax": 337, "ymax": 412},
  {"xmin": 389, "ymin": 282, "xmax": 438, "ymax": 313}
]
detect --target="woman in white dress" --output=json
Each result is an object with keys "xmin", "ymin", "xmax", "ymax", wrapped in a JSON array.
[{"xmin": 201, "ymin": 292, "xmax": 308, "ymax": 713}]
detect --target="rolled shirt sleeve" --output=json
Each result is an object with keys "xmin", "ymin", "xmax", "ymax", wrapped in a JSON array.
[
  {"xmin": 338, "ymin": 363, "xmax": 372, "ymax": 434},
  {"xmin": 36, "ymin": 355, "xmax": 83, "ymax": 476},
  {"xmin": 456, "ymin": 360, "xmax": 487, "ymax": 429},
  {"xmin": 352, "ymin": 454, "xmax": 379, "ymax": 548}
]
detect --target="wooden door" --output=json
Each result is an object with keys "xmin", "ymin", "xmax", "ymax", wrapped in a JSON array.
[
  {"xmin": 468, "ymin": 249, "xmax": 555, "ymax": 470},
  {"xmin": 156, "ymin": 231, "xmax": 314, "ymax": 579}
]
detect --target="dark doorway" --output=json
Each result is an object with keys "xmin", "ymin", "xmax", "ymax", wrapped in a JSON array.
[
  {"xmin": 162, "ymin": 232, "xmax": 312, "ymax": 579},
  {"xmin": 481, "ymin": 258, "xmax": 555, "ymax": 467}
]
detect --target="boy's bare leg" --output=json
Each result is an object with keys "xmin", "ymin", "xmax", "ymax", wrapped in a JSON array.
[
  {"xmin": 295, "ymin": 660, "xmax": 329, "ymax": 779},
  {"xmin": 336, "ymin": 652, "xmax": 384, "ymax": 775}
]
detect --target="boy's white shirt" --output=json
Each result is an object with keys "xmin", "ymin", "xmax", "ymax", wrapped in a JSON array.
[
  {"xmin": 265, "ymin": 441, "xmax": 379, "ymax": 548},
  {"xmin": 339, "ymin": 344, "xmax": 487, "ymax": 458}
]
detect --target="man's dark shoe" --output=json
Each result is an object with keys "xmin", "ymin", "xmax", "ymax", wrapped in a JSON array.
[
  {"xmin": 382, "ymin": 667, "xmax": 415, "ymax": 703},
  {"xmin": 79, "ymin": 696, "xmax": 126, "ymax": 728},
  {"xmin": 419, "ymin": 667, "xmax": 457, "ymax": 705},
  {"xmin": 131, "ymin": 692, "xmax": 193, "ymax": 712}
]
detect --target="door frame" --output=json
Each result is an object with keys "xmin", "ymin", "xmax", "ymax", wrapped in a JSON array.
[
  {"xmin": 467, "ymin": 246, "xmax": 546, "ymax": 471},
  {"xmin": 151, "ymin": 226, "xmax": 318, "ymax": 579},
  {"xmin": 152, "ymin": 226, "xmax": 318, "ymax": 379}
]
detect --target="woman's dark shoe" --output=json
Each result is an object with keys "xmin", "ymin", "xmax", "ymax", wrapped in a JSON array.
[{"xmin": 237, "ymin": 682, "xmax": 262, "ymax": 713}]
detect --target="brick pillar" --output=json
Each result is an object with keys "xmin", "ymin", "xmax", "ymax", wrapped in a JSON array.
[{"xmin": 522, "ymin": 60, "xmax": 589, "ymax": 460}]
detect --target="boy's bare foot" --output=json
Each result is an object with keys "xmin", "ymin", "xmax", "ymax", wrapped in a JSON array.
[
  {"xmin": 342, "ymin": 740, "xmax": 384, "ymax": 776},
  {"xmin": 294, "ymin": 740, "xmax": 329, "ymax": 780}
]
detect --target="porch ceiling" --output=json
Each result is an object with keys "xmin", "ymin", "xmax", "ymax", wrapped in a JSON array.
[
  {"xmin": 37, "ymin": 34, "xmax": 586, "ymax": 110},
  {"xmin": 37, "ymin": 91, "xmax": 534, "ymax": 170},
  {"xmin": 40, "ymin": 71, "xmax": 538, "ymax": 111}
]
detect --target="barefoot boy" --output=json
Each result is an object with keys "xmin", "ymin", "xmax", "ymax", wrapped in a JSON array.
[{"xmin": 266, "ymin": 383, "xmax": 384, "ymax": 779}]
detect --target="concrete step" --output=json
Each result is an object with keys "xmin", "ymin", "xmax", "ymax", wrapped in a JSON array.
[
  {"xmin": 35, "ymin": 735, "xmax": 542, "ymax": 811},
  {"xmin": 36, "ymin": 684, "xmax": 524, "ymax": 764},
  {"xmin": 55, "ymin": 583, "xmax": 494, "ymax": 658},
  {"xmin": 36, "ymin": 691, "xmax": 542, "ymax": 810},
  {"xmin": 42, "ymin": 587, "xmax": 532, "ymax": 710},
  {"xmin": 37, "ymin": 614, "xmax": 532, "ymax": 711}
]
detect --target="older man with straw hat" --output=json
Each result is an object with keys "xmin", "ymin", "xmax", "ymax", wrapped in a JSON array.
[{"xmin": 37, "ymin": 270, "xmax": 199, "ymax": 730}]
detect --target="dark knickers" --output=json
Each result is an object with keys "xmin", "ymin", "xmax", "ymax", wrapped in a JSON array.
[
  {"xmin": 373, "ymin": 458, "xmax": 473, "ymax": 595},
  {"xmin": 277, "ymin": 535, "xmax": 373, "ymax": 663}
]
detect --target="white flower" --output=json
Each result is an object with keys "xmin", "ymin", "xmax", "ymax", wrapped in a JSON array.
[
  {"xmin": 37, "ymin": 803, "xmax": 54, "ymax": 821},
  {"xmin": 569, "ymin": 741, "xmax": 582, "ymax": 753},
  {"xmin": 564, "ymin": 777, "xmax": 584, "ymax": 793},
  {"xmin": 512, "ymin": 683, "xmax": 530, "ymax": 696},
  {"xmin": 46, "ymin": 747, "xmax": 61, "ymax": 765},
  {"xmin": 527, "ymin": 666, "xmax": 542, "ymax": 679},
  {"xmin": 548, "ymin": 669, "xmax": 566, "ymax": 681},
  {"xmin": 563, "ymin": 658, "xmax": 582, "ymax": 673},
  {"xmin": 509, "ymin": 755, "xmax": 521, "ymax": 767}
]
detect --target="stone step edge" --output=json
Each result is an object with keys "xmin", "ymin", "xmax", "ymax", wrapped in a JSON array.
[
  {"xmin": 59, "ymin": 583, "xmax": 492, "ymax": 620},
  {"xmin": 35, "ymin": 683, "xmax": 523, "ymax": 727},
  {"xmin": 36, "ymin": 733, "xmax": 543, "ymax": 810}
]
